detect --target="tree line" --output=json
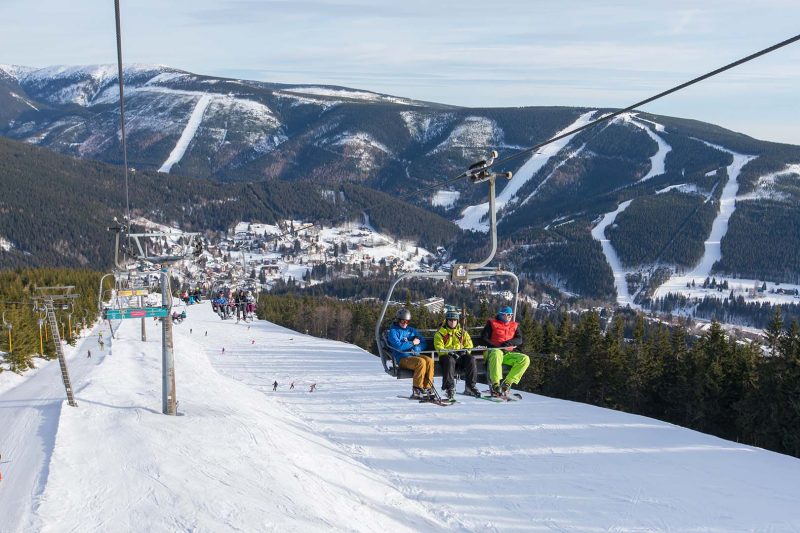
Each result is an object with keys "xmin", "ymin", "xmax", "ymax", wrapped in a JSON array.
[{"xmin": 0, "ymin": 268, "xmax": 106, "ymax": 372}]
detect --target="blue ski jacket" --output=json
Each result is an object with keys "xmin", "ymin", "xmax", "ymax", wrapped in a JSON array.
[{"xmin": 387, "ymin": 323, "xmax": 427, "ymax": 361}]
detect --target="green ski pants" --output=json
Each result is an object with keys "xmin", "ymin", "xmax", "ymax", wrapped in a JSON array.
[{"xmin": 485, "ymin": 349, "xmax": 530, "ymax": 385}]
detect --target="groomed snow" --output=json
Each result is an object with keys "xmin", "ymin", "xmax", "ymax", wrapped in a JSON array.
[
  {"xmin": 625, "ymin": 114, "xmax": 671, "ymax": 182},
  {"xmin": 653, "ymin": 144, "xmax": 756, "ymax": 300},
  {"xmin": 158, "ymin": 94, "xmax": 213, "ymax": 173},
  {"xmin": 591, "ymin": 200, "xmax": 636, "ymax": 308},
  {"xmin": 2, "ymin": 304, "xmax": 800, "ymax": 532}
]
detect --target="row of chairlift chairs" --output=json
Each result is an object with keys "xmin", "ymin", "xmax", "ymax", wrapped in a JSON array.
[{"xmin": 99, "ymin": 223, "xmax": 203, "ymax": 325}]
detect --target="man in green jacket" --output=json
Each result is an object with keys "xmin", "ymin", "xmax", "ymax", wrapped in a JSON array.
[{"xmin": 434, "ymin": 310, "xmax": 481, "ymax": 400}]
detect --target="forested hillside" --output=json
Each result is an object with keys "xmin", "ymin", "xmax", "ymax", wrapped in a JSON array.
[
  {"xmin": 0, "ymin": 137, "xmax": 459, "ymax": 269},
  {"xmin": 0, "ymin": 268, "xmax": 105, "ymax": 372}
]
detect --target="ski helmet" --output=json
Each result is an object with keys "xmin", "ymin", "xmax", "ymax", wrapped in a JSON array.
[
  {"xmin": 396, "ymin": 308, "xmax": 412, "ymax": 321},
  {"xmin": 445, "ymin": 310, "xmax": 460, "ymax": 320}
]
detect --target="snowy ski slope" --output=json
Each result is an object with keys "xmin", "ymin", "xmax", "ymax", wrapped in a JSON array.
[{"xmin": 1, "ymin": 303, "xmax": 800, "ymax": 532}]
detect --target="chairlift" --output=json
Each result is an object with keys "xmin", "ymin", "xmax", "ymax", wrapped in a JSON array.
[{"xmin": 375, "ymin": 152, "xmax": 519, "ymax": 379}]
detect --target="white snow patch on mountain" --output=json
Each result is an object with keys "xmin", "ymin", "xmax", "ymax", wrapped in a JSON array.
[
  {"xmin": 592, "ymin": 200, "xmax": 637, "ymax": 308},
  {"xmin": 657, "ymin": 183, "xmax": 703, "ymax": 196},
  {"xmin": 429, "ymin": 116, "xmax": 503, "ymax": 156},
  {"xmin": 0, "ymin": 236, "xmax": 14, "ymax": 251},
  {"xmin": 159, "ymin": 94, "xmax": 214, "ymax": 173},
  {"xmin": 623, "ymin": 114, "xmax": 671, "ymax": 181},
  {"xmin": 19, "ymin": 64, "xmax": 173, "ymax": 106},
  {"xmin": 431, "ymin": 190, "xmax": 460, "ymax": 209},
  {"xmin": 273, "ymin": 91, "xmax": 342, "ymax": 109},
  {"xmin": 283, "ymin": 86, "xmax": 417, "ymax": 106},
  {"xmin": 0, "ymin": 64, "xmax": 36, "ymax": 80},
  {"xmin": 9, "ymin": 92, "xmax": 39, "ymax": 111},
  {"xmin": 326, "ymin": 132, "xmax": 393, "ymax": 171},
  {"xmin": 736, "ymin": 163, "xmax": 800, "ymax": 202},
  {"xmin": 400, "ymin": 111, "xmax": 454, "ymax": 143},
  {"xmin": 3, "ymin": 304, "xmax": 799, "ymax": 531},
  {"xmin": 144, "ymin": 71, "xmax": 192, "ymax": 85}
]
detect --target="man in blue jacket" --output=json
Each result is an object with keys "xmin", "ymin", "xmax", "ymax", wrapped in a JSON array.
[{"xmin": 387, "ymin": 308, "xmax": 432, "ymax": 399}]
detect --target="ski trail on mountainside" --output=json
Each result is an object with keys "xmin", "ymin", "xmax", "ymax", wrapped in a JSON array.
[{"xmin": 158, "ymin": 93, "xmax": 213, "ymax": 173}]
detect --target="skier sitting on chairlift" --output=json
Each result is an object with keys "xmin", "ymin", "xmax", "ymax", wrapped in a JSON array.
[
  {"xmin": 386, "ymin": 308, "xmax": 432, "ymax": 399},
  {"xmin": 434, "ymin": 309, "xmax": 480, "ymax": 400}
]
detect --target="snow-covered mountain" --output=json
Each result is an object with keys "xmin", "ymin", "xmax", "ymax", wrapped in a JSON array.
[
  {"xmin": 1, "ymin": 303, "xmax": 799, "ymax": 532},
  {"xmin": 2, "ymin": 63, "xmax": 800, "ymax": 306}
]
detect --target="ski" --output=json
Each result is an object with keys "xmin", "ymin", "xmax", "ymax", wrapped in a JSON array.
[
  {"xmin": 459, "ymin": 392, "xmax": 505, "ymax": 403},
  {"xmin": 481, "ymin": 390, "xmax": 523, "ymax": 401},
  {"xmin": 396, "ymin": 395, "xmax": 455, "ymax": 406}
]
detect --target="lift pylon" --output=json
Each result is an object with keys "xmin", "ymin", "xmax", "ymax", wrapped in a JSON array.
[{"xmin": 34, "ymin": 286, "xmax": 79, "ymax": 407}]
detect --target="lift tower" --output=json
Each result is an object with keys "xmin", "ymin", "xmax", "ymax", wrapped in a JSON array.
[{"xmin": 34, "ymin": 286, "xmax": 80, "ymax": 407}]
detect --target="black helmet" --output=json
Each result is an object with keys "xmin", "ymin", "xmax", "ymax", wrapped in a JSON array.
[
  {"xmin": 396, "ymin": 308, "xmax": 412, "ymax": 321},
  {"xmin": 445, "ymin": 310, "xmax": 460, "ymax": 320}
]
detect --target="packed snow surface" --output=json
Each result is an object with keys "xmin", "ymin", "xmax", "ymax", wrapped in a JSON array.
[
  {"xmin": 653, "ymin": 144, "xmax": 757, "ymax": 300},
  {"xmin": 2, "ymin": 304, "xmax": 799, "ymax": 532},
  {"xmin": 624, "ymin": 114, "xmax": 671, "ymax": 182},
  {"xmin": 158, "ymin": 94, "xmax": 213, "ymax": 173},
  {"xmin": 591, "ymin": 200, "xmax": 636, "ymax": 308}
]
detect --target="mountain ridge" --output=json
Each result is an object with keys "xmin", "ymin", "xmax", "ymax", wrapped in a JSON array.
[{"xmin": 2, "ymin": 62, "xmax": 799, "ymax": 302}]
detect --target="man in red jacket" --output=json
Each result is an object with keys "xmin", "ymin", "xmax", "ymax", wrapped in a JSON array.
[{"xmin": 480, "ymin": 306, "xmax": 530, "ymax": 396}]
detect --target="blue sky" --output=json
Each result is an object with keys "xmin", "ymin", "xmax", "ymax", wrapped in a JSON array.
[{"xmin": 2, "ymin": 0, "xmax": 799, "ymax": 144}]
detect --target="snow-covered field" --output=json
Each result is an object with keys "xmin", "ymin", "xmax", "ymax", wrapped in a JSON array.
[{"xmin": 2, "ymin": 303, "xmax": 799, "ymax": 532}]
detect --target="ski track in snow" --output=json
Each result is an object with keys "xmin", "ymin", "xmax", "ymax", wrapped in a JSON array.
[
  {"xmin": 653, "ymin": 144, "xmax": 756, "ymax": 299},
  {"xmin": 591, "ymin": 200, "xmax": 636, "ymax": 308},
  {"xmin": 158, "ymin": 93, "xmax": 213, "ymax": 173},
  {"xmin": 3, "ymin": 304, "xmax": 800, "ymax": 532},
  {"xmin": 626, "ymin": 114, "xmax": 671, "ymax": 182},
  {"xmin": 456, "ymin": 111, "xmax": 596, "ymax": 232}
]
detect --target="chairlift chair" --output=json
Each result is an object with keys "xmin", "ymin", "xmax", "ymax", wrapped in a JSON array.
[{"xmin": 375, "ymin": 152, "xmax": 519, "ymax": 380}]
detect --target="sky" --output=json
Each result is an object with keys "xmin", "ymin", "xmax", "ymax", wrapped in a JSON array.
[
  {"xmin": 1, "ymin": 0, "xmax": 799, "ymax": 145},
  {"xmin": 3, "ymin": 299, "xmax": 800, "ymax": 531}
]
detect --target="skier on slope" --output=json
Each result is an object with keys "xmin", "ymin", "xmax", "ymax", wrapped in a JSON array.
[
  {"xmin": 273, "ymin": 381, "xmax": 278, "ymax": 391},
  {"xmin": 480, "ymin": 306, "xmax": 530, "ymax": 396},
  {"xmin": 434, "ymin": 309, "xmax": 480, "ymax": 400},
  {"xmin": 386, "ymin": 308, "xmax": 432, "ymax": 399}
]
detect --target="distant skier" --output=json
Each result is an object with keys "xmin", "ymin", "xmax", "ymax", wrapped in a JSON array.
[
  {"xmin": 99, "ymin": 340, "xmax": 105, "ymax": 351},
  {"xmin": 290, "ymin": 382, "xmax": 295, "ymax": 390},
  {"xmin": 190, "ymin": 328, "xmax": 193, "ymax": 334},
  {"xmin": 205, "ymin": 331, "xmax": 208, "ymax": 336},
  {"xmin": 273, "ymin": 381, "xmax": 278, "ymax": 391},
  {"xmin": 222, "ymin": 347, "xmax": 225, "ymax": 354},
  {"xmin": 251, "ymin": 339, "xmax": 255, "ymax": 344},
  {"xmin": 309, "ymin": 383, "xmax": 316, "ymax": 392},
  {"xmin": 87, "ymin": 350, "xmax": 91, "ymax": 358}
]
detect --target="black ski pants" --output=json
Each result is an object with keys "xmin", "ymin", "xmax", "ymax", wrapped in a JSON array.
[{"xmin": 439, "ymin": 352, "xmax": 477, "ymax": 391}]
